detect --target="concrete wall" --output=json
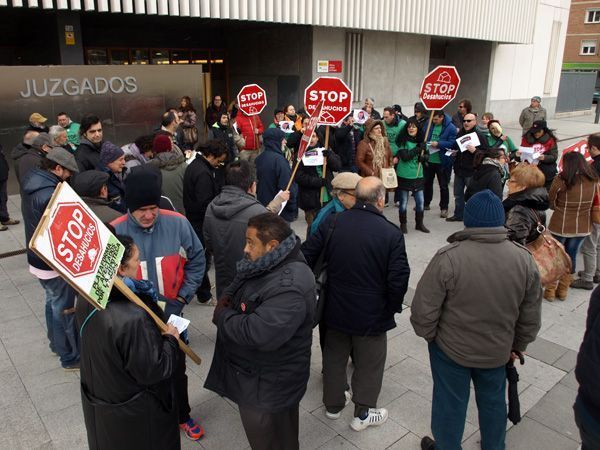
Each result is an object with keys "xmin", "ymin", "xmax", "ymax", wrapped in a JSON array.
[
  {"xmin": 311, "ymin": 27, "xmax": 430, "ymax": 115},
  {"xmin": 488, "ymin": 0, "xmax": 571, "ymax": 121}
]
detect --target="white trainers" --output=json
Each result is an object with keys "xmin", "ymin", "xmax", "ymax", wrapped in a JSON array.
[
  {"xmin": 325, "ymin": 391, "xmax": 351, "ymax": 420},
  {"xmin": 350, "ymin": 408, "xmax": 388, "ymax": 431}
]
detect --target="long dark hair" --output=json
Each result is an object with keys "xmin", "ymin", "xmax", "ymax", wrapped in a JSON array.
[
  {"xmin": 473, "ymin": 148, "xmax": 505, "ymax": 168},
  {"xmin": 396, "ymin": 118, "xmax": 424, "ymax": 145},
  {"xmin": 179, "ymin": 96, "xmax": 195, "ymax": 113},
  {"xmin": 560, "ymin": 151, "xmax": 598, "ymax": 188}
]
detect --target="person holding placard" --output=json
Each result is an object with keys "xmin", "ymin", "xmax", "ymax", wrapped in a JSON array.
[
  {"xmin": 296, "ymin": 130, "xmax": 341, "ymax": 236},
  {"xmin": 446, "ymin": 113, "xmax": 489, "ymax": 222},
  {"xmin": 78, "ymin": 234, "xmax": 182, "ymax": 450},
  {"xmin": 517, "ymin": 120, "xmax": 558, "ymax": 190},
  {"xmin": 334, "ymin": 114, "xmax": 359, "ymax": 173},
  {"xmin": 396, "ymin": 119, "xmax": 429, "ymax": 233}
]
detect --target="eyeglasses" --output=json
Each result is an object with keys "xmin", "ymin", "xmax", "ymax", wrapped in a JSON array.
[{"xmin": 340, "ymin": 190, "xmax": 355, "ymax": 197}]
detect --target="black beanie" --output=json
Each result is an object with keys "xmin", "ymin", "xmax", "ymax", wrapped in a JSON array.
[{"xmin": 125, "ymin": 165, "xmax": 162, "ymax": 212}]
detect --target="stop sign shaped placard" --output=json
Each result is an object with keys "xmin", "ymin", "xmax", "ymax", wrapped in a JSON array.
[
  {"xmin": 49, "ymin": 203, "xmax": 102, "ymax": 278},
  {"xmin": 237, "ymin": 84, "xmax": 267, "ymax": 116},
  {"xmin": 419, "ymin": 66, "xmax": 461, "ymax": 110},
  {"xmin": 304, "ymin": 77, "xmax": 353, "ymax": 126}
]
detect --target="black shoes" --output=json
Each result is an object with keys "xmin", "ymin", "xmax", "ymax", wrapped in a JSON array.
[
  {"xmin": 445, "ymin": 216, "xmax": 462, "ymax": 222},
  {"xmin": 421, "ymin": 436, "xmax": 435, "ymax": 450}
]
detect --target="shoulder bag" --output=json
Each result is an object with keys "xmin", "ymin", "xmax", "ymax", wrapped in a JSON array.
[{"xmin": 525, "ymin": 211, "xmax": 571, "ymax": 286}]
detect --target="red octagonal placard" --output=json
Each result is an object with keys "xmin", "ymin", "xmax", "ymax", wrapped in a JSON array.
[
  {"xmin": 419, "ymin": 65, "xmax": 461, "ymax": 111},
  {"xmin": 48, "ymin": 202, "xmax": 102, "ymax": 278},
  {"xmin": 237, "ymin": 84, "xmax": 267, "ymax": 116}
]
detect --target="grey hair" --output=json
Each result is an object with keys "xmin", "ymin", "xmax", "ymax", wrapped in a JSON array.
[
  {"xmin": 48, "ymin": 125, "xmax": 66, "ymax": 143},
  {"xmin": 355, "ymin": 178, "xmax": 386, "ymax": 205},
  {"xmin": 365, "ymin": 97, "xmax": 375, "ymax": 104}
]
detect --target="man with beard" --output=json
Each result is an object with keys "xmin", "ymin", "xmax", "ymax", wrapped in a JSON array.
[{"xmin": 205, "ymin": 213, "xmax": 315, "ymax": 450}]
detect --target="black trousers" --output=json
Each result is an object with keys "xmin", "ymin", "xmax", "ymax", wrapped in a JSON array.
[
  {"xmin": 0, "ymin": 179, "xmax": 8, "ymax": 223},
  {"xmin": 174, "ymin": 348, "xmax": 191, "ymax": 424},
  {"xmin": 423, "ymin": 162, "xmax": 450, "ymax": 210},
  {"xmin": 238, "ymin": 404, "xmax": 299, "ymax": 450}
]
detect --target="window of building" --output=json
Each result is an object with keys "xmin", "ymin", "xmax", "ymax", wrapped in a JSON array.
[
  {"xmin": 131, "ymin": 49, "xmax": 149, "ymax": 65},
  {"xmin": 581, "ymin": 40, "xmax": 598, "ymax": 56},
  {"xmin": 150, "ymin": 49, "xmax": 170, "ymax": 65},
  {"xmin": 86, "ymin": 48, "xmax": 108, "ymax": 65},
  {"xmin": 109, "ymin": 49, "xmax": 130, "ymax": 65},
  {"xmin": 586, "ymin": 9, "xmax": 600, "ymax": 23}
]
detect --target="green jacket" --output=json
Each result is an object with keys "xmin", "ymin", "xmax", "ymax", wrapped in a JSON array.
[
  {"xmin": 65, "ymin": 121, "xmax": 80, "ymax": 148},
  {"xmin": 385, "ymin": 118, "xmax": 406, "ymax": 156},
  {"xmin": 396, "ymin": 140, "xmax": 422, "ymax": 179}
]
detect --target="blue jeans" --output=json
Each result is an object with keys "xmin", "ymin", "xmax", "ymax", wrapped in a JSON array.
[
  {"xmin": 552, "ymin": 235, "xmax": 585, "ymax": 273},
  {"xmin": 429, "ymin": 342, "xmax": 506, "ymax": 450},
  {"xmin": 398, "ymin": 189, "xmax": 424, "ymax": 214},
  {"xmin": 452, "ymin": 175, "xmax": 472, "ymax": 220},
  {"xmin": 39, "ymin": 277, "xmax": 79, "ymax": 367},
  {"xmin": 574, "ymin": 395, "xmax": 600, "ymax": 450}
]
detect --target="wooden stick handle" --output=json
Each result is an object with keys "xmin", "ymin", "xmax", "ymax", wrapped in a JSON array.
[
  {"xmin": 113, "ymin": 278, "xmax": 202, "ymax": 365},
  {"xmin": 286, "ymin": 159, "xmax": 301, "ymax": 191},
  {"xmin": 320, "ymin": 126, "xmax": 330, "ymax": 205}
]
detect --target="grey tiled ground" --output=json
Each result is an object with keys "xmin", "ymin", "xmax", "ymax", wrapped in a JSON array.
[{"xmin": 1, "ymin": 116, "xmax": 598, "ymax": 449}]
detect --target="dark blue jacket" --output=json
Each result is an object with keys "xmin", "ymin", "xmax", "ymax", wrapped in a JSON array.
[
  {"xmin": 255, "ymin": 128, "xmax": 297, "ymax": 222},
  {"xmin": 22, "ymin": 168, "xmax": 62, "ymax": 270},
  {"xmin": 576, "ymin": 285, "xmax": 600, "ymax": 422},
  {"xmin": 302, "ymin": 203, "xmax": 410, "ymax": 335},
  {"xmin": 98, "ymin": 165, "xmax": 127, "ymax": 213},
  {"xmin": 427, "ymin": 113, "xmax": 457, "ymax": 168}
]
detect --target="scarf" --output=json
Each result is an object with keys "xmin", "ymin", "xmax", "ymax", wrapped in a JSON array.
[
  {"xmin": 369, "ymin": 133, "xmax": 387, "ymax": 171},
  {"xmin": 235, "ymin": 233, "xmax": 297, "ymax": 281}
]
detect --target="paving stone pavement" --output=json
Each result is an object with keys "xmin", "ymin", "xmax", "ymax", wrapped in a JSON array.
[{"xmin": 1, "ymin": 115, "xmax": 598, "ymax": 449}]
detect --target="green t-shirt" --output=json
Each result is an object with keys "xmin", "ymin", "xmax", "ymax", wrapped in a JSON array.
[
  {"xmin": 428, "ymin": 124, "xmax": 442, "ymax": 164},
  {"xmin": 396, "ymin": 140, "xmax": 423, "ymax": 179}
]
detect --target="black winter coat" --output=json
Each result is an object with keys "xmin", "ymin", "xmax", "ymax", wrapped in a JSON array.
[
  {"xmin": 76, "ymin": 139, "xmax": 102, "ymax": 172},
  {"xmin": 183, "ymin": 155, "xmax": 221, "ymax": 238},
  {"xmin": 464, "ymin": 162, "xmax": 504, "ymax": 202},
  {"xmin": 22, "ymin": 169, "xmax": 62, "ymax": 270},
  {"xmin": 302, "ymin": 203, "xmax": 410, "ymax": 335},
  {"xmin": 452, "ymin": 129, "xmax": 489, "ymax": 178},
  {"xmin": 296, "ymin": 149, "xmax": 342, "ymax": 211},
  {"xmin": 204, "ymin": 241, "xmax": 315, "ymax": 412},
  {"xmin": 503, "ymin": 187, "xmax": 549, "ymax": 245},
  {"xmin": 592, "ymin": 154, "xmax": 600, "ymax": 176},
  {"xmin": 77, "ymin": 287, "xmax": 180, "ymax": 450},
  {"xmin": 576, "ymin": 284, "xmax": 600, "ymax": 423},
  {"xmin": 334, "ymin": 124, "xmax": 358, "ymax": 171},
  {"xmin": 255, "ymin": 128, "xmax": 298, "ymax": 222},
  {"xmin": 208, "ymin": 124, "xmax": 238, "ymax": 162},
  {"xmin": 12, "ymin": 144, "xmax": 44, "ymax": 188}
]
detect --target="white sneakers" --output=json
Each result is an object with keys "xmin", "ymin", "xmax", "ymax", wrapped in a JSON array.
[
  {"xmin": 324, "ymin": 391, "xmax": 352, "ymax": 420},
  {"xmin": 350, "ymin": 408, "xmax": 389, "ymax": 431}
]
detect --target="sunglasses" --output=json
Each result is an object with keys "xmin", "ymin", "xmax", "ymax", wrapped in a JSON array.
[{"xmin": 463, "ymin": 119, "xmax": 475, "ymax": 123}]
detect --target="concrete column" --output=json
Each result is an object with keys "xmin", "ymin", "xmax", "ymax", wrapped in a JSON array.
[{"xmin": 56, "ymin": 11, "xmax": 85, "ymax": 65}]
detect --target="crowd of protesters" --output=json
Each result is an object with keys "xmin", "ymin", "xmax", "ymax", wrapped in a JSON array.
[{"xmin": 5, "ymin": 91, "xmax": 600, "ymax": 450}]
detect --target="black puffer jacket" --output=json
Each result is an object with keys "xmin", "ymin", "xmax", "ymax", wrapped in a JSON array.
[
  {"xmin": 576, "ymin": 284, "xmax": 600, "ymax": 423},
  {"xmin": 465, "ymin": 160, "xmax": 504, "ymax": 202},
  {"xmin": 334, "ymin": 124, "xmax": 358, "ymax": 170},
  {"xmin": 296, "ymin": 148, "xmax": 341, "ymax": 211},
  {"xmin": 183, "ymin": 155, "xmax": 221, "ymax": 238},
  {"xmin": 204, "ymin": 239, "xmax": 315, "ymax": 412},
  {"xmin": 77, "ymin": 287, "xmax": 180, "ymax": 450},
  {"xmin": 76, "ymin": 138, "xmax": 103, "ymax": 172},
  {"xmin": 503, "ymin": 187, "xmax": 549, "ymax": 245}
]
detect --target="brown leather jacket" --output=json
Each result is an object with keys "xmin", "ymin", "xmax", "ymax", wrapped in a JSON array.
[{"xmin": 355, "ymin": 119, "xmax": 393, "ymax": 177}]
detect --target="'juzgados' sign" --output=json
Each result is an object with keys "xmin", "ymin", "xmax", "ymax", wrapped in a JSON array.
[{"xmin": 20, "ymin": 76, "xmax": 138, "ymax": 98}]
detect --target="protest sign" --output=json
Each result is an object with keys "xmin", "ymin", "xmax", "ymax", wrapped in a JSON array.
[
  {"xmin": 353, "ymin": 109, "xmax": 368, "ymax": 124},
  {"xmin": 302, "ymin": 148, "xmax": 325, "ymax": 166},
  {"xmin": 279, "ymin": 121, "xmax": 295, "ymax": 133},
  {"xmin": 558, "ymin": 139, "xmax": 591, "ymax": 171},
  {"xmin": 29, "ymin": 182, "xmax": 201, "ymax": 365}
]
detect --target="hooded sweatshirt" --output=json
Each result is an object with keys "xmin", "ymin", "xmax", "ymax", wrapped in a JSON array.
[{"xmin": 203, "ymin": 185, "xmax": 269, "ymax": 298}]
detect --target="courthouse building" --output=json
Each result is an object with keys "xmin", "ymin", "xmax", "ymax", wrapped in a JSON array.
[{"xmin": 0, "ymin": 0, "xmax": 570, "ymax": 148}]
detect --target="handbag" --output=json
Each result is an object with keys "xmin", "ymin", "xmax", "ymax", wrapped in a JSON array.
[
  {"xmin": 311, "ymin": 214, "xmax": 338, "ymax": 328},
  {"xmin": 380, "ymin": 167, "xmax": 398, "ymax": 189},
  {"xmin": 182, "ymin": 127, "xmax": 199, "ymax": 145},
  {"xmin": 525, "ymin": 212, "xmax": 571, "ymax": 286},
  {"xmin": 592, "ymin": 183, "xmax": 600, "ymax": 225}
]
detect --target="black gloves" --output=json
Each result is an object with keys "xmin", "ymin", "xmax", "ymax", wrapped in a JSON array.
[
  {"xmin": 321, "ymin": 149, "xmax": 330, "ymax": 158},
  {"xmin": 212, "ymin": 296, "xmax": 232, "ymax": 325},
  {"xmin": 418, "ymin": 153, "xmax": 429, "ymax": 163}
]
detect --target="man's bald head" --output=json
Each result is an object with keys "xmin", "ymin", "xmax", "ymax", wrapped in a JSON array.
[
  {"xmin": 463, "ymin": 113, "xmax": 477, "ymax": 131},
  {"xmin": 356, "ymin": 176, "xmax": 386, "ymax": 211}
]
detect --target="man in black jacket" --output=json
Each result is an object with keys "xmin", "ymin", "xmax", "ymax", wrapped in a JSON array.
[
  {"xmin": 76, "ymin": 115, "xmax": 104, "ymax": 172},
  {"xmin": 574, "ymin": 285, "xmax": 600, "ymax": 449},
  {"xmin": 447, "ymin": 113, "xmax": 489, "ymax": 222},
  {"xmin": 334, "ymin": 114, "xmax": 358, "ymax": 172},
  {"xmin": 205, "ymin": 213, "xmax": 315, "ymax": 450},
  {"xmin": 302, "ymin": 176, "xmax": 410, "ymax": 431},
  {"xmin": 183, "ymin": 140, "xmax": 228, "ymax": 303}
]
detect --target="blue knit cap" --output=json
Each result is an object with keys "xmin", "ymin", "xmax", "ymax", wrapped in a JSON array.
[{"xmin": 463, "ymin": 190, "xmax": 505, "ymax": 228}]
